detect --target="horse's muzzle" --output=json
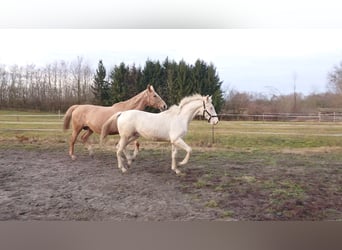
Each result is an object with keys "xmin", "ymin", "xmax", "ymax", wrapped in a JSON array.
[
  {"xmin": 212, "ymin": 118, "xmax": 219, "ymax": 125},
  {"xmin": 160, "ymin": 104, "xmax": 168, "ymax": 111},
  {"xmin": 209, "ymin": 116, "xmax": 219, "ymax": 125}
]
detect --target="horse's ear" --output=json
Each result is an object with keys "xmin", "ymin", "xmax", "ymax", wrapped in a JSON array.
[{"xmin": 147, "ymin": 84, "xmax": 154, "ymax": 92}]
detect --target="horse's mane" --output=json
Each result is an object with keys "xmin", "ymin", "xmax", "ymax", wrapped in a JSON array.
[
  {"xmin": 164, "ymin": 94, "xmax": 203, "ymax": 114},
  {"xmin": 178, "ymin": 94, "xmax": 203, "ymax": 109}
]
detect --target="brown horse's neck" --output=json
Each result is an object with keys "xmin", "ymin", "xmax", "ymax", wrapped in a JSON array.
[{"xmin": 112, "ymin": 90, "xmax": 148, "ymax": 110}]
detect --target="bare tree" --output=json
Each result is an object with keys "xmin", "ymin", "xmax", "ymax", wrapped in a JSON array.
[
  {"xmin": 70, "ymin": 56, "xmax": 83, "ymax": 104},
  {"xmin": 292, "ymin": 71, "xmax": 298, "ymax": 112},
  {"xmin": 327, "ymin": 61, "xmax": 342, "ymax": 94},
  {"xmin": 0, "ymin": 65, "xmax": 8, "ymax": 107}
]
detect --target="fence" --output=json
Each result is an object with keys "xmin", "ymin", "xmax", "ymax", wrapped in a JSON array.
[
  {"xmin": 1, "ymin": 112, "xmax": 342, "ymax": 133},
  {"xmin": 0, "ymin": 113, "xmax": 63, "ymax": 132},
  {"xmin": 218, "ymin": 112, "xmax": 342, "ymax": 122}
]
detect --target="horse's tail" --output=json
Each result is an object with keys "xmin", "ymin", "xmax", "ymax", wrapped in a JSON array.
[
  {"xmin": 63, "ymin": 105, "xmax": 79, "ymax": 131},
  {"xmin": 100, "ymin": 112, "xmax": 121, "ymax": 145}
]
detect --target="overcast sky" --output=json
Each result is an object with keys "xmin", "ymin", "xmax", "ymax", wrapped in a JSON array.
[
  {"xmin": 1, "ymin": 29, "xmax": 342, "ymax": 96},
  {"xmin": 1, "ymin": 1, "xmax": 342, "ymax": 96}
]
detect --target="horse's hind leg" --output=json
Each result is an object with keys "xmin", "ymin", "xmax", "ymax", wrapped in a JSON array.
[
  {"xmin": 116, "ymin": 136, "xmax": 130, "ymax": 173},
  {"xmin": 69, "ymin": 127, "xmax": 82, "ymax": 160},
  {"xmin": 81, "ymin": 130, "xmax": 94, "ymax": 157}
]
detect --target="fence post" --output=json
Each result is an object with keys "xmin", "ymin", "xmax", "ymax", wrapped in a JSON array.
[{"xmin": 211, "ymin": 124, "xmax": 215, "ymax": 144}]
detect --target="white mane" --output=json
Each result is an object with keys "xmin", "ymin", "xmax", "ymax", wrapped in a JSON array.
[{"xmin": 164, "ymin": 94, "xmax": 203, "ymax": 115}]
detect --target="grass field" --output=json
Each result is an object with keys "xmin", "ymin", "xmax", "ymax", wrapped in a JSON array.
[
  {"xmin": 1, "ymin": 110, "xmax": 341, "ymax": 220},
  {"xmin": 2, "ymin": 109, "xmax": 342, "ymax": 150}
]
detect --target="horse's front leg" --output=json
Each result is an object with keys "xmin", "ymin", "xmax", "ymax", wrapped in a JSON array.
[
  {"xmin": 174, "ymin": 138, "xmax": 192, "ymax": 167},
  {"xmin": 132, "ymin": 140, "xmax": 140, "ymax": 160},
  {"xmin": 123, "ymin": 136, "xmax": 140, "ymax": 167}
]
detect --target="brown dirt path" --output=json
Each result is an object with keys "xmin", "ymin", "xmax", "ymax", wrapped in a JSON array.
[{"xmin": 0, "ymin": 148, "xmax": 225, "ymax": 221}]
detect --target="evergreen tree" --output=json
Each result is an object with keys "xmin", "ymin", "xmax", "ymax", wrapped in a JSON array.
[
  {"xmin": 108, "ymin": 58, "xmax": 225, "ymax": 112},
  {"xmin": 175, "ymin": 60, "xmax": 192, "ymax": 102},
  {"xmin": 192, "ymin": 59, "xmax": 207, "ymax": 93},
  {"xmin": 91, "ymin": 60, "xmax": 110, "ymax": 105},
  {"xmin": 141, "ymin": 59, "xmax": 163, "ymax": 87},
  {"xmin": 206, "ymin": 63, "xmax": 224, "ymax": 112},
  {"xmin": 189, "ymin": 59, "xmax": 224, "ymax": 111},
  {"xmin": 140, "ymin": 59, "xmax": 167, "ymax": 105},
  {"xmin": 109, "ymin": 62, "xmax": 125, "ymax": 103},
  {"xmin": 126, "ymin": 64, "xmax": 142, "ymax": 96},
  {"xmin": 164, "ymin": 58, "xmax": 178, "ymax": 105}
]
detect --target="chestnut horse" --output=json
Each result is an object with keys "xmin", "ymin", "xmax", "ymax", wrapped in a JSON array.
[
  {"xmin": 63, "ymin": 84, "xmax": 167, "ymax": 160},
  {"xmin": 101, "ymin": 94, "xmax": 219, "ymax": 175}
]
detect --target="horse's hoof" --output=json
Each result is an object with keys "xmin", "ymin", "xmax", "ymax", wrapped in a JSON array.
[
  {"xmin": 174, "ymin": 169, "xmax": 182, "ymax": 175},
  {"xmin": 177, "ymin": 172, "xmax": 186, "ymax": 177},
  {"xmin": 121, "ymin": 167, "xmax": 128, "ymax": 173},
  {"xmin": 71, "ymin": 155, "xmax": 77, "ymax": 160}
]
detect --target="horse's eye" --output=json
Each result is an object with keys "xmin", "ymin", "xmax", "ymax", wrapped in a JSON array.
[{"xmin": 153, "ymin": 95, "xmax": 157, "ymax": 97}]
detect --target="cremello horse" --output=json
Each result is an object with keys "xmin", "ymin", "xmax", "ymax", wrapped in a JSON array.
[
  {"xmin": 63, "ymin": 84, "xmax": 167, "ymax": 160},
  {"xmin": 101, "ymin": 94, "xmax": 219, "ymax": 175}
]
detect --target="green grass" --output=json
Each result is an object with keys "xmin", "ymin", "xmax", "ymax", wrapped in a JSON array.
[
  {"xmin": 2, "ymin": 110, "xmax": 342, "ymax": 151},
  {"xmin": 187, "ymin": 120, "xmax": 342, "ymax": 150},
  {"xmin": 2, "ymin": 110, "xmax": 342, "ymax": 161}
]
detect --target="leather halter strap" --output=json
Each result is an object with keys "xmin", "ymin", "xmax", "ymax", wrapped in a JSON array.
[{"xmin": 202, "ymin": 101, "xmax": 218, "ymax": 123}]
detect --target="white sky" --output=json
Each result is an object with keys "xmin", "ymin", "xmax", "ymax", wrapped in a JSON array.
[
  {"xmin": 1, "ymin": 29, "xmax": 342, "ymax": 96},
  {"xmin": 1, "ymin": 1, "xmax": 342, "ymax": 96}
]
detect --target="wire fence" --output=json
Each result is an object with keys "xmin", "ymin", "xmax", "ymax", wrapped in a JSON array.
[
  {"xmin": 1, "ymin": 112, "xmax": 342, "ymax": 133},
  {"xmin": 0, "ymin": 114, "xmax": 63, "ymax": 132},
  {"xmin": 218, "ymin": 112, "xmax": 342, "ymax": 122}
]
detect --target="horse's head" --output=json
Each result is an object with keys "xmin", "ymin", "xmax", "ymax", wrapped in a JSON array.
[
  {"xmin": 202, "ymin": 95, "xmax": 219, "ymax": 125},
  {"xmin": 145, "ymin": 84, "xmax": 167, "ymax": 111}
]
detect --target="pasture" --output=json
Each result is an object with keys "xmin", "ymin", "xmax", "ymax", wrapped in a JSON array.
[{"xmin": 0, "ymin": 110, "xmax": 341, "ymax": 220}]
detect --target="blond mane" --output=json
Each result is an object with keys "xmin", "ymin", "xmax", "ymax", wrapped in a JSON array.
[
  {"xmin": 178, "ymin": 94, "xmax": 203, "ymax": 109},
  {"xmin": 164, "ymin": 94, "xmax": 203, "ymax": 115}
]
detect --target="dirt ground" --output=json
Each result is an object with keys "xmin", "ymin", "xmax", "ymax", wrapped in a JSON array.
[
  {"xmin": 0, "ymin": 144, "xmax": 341, "ymax": 221},
  {"xmin": 0, "ymin": 146, "xmax": 226, "ymax": 221}
]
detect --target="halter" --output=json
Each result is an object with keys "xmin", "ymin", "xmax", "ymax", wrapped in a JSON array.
[{"xmin": 202, "ymin": 101, "xmax": 218, "ymax": 123}]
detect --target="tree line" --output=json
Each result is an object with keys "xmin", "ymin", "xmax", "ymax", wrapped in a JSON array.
[
  {"xmin": 0, "ymin": 57, "xmax": 93, "ymax": 112},
  {"xmin": 223, "ymin": 62, "xmax": 342, "ymax": 115},
  {"xmin": 223, "ymin": 89, "xmax": 342, "ymax": 115},
  {"xmin": 91, "ymin": 58, "xmax": 224, "ymax": 111},
  {"xmin": 0, "ymin": 57, "xmax": 224, "ymax": 113},
  {"xmin": 1, "ymin": 55, "xmax": 342, "ymax": 115}
]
